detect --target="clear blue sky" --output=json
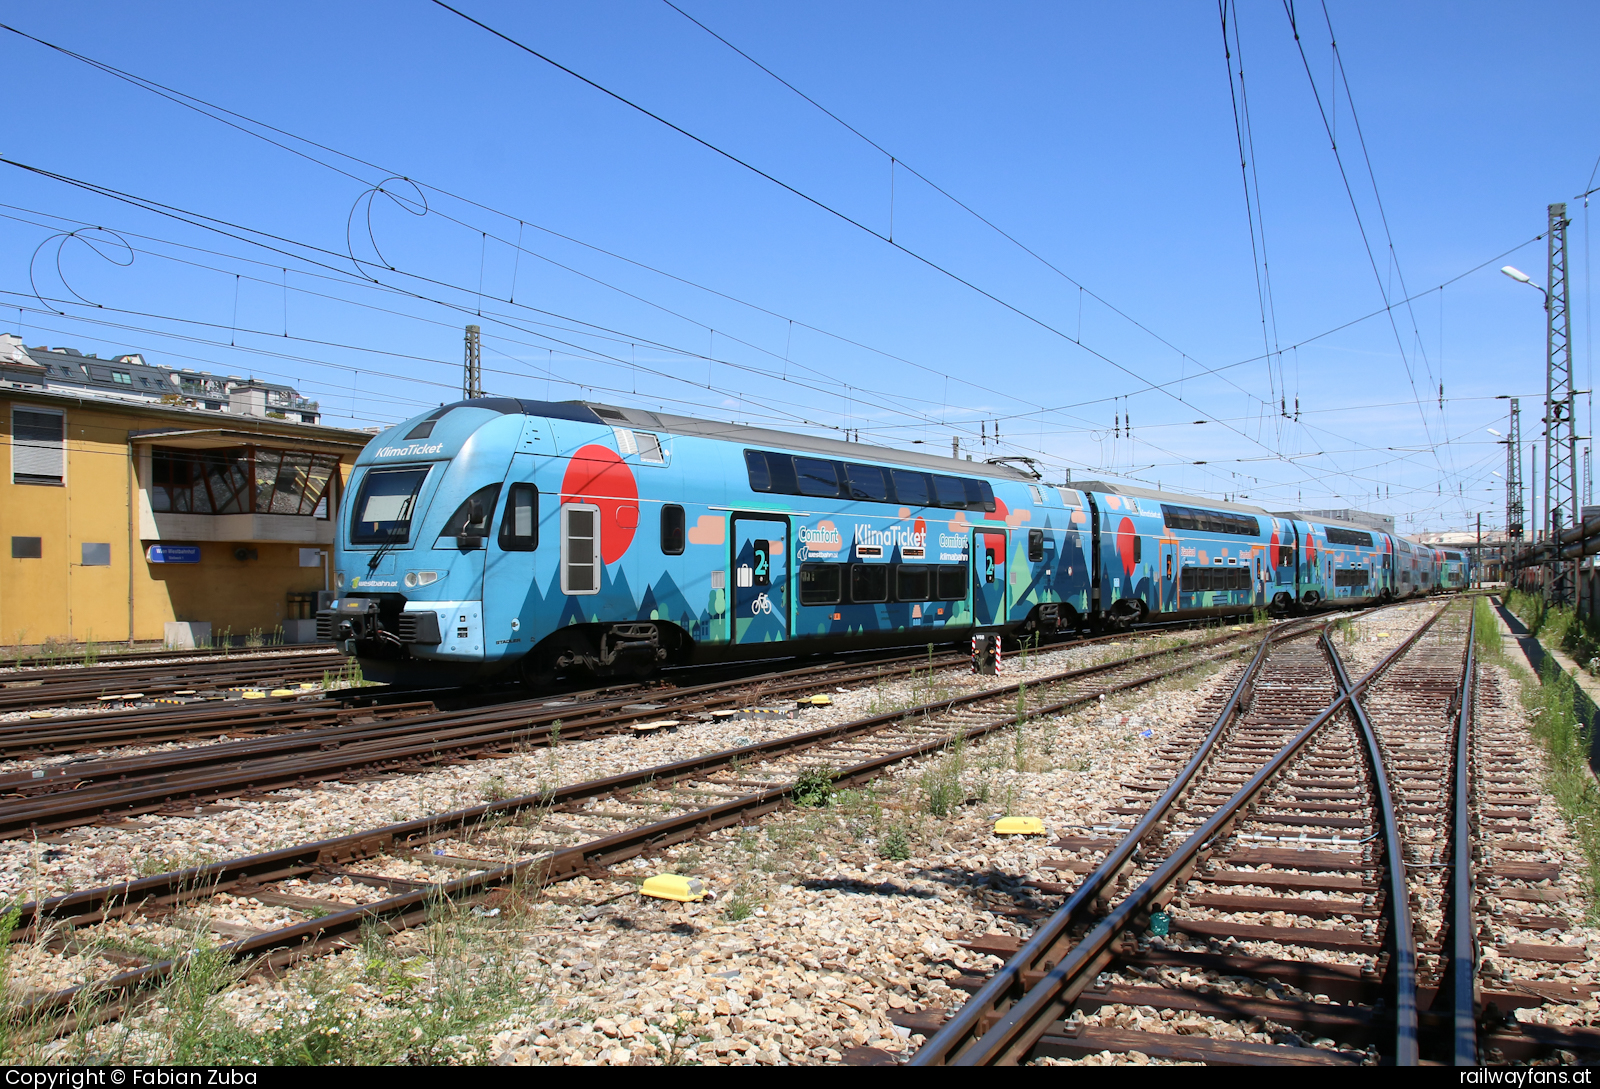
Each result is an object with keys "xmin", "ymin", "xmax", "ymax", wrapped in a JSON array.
[{"xmin": 2, "ymin": 1, "xmax": 1596, "ymax": 535}]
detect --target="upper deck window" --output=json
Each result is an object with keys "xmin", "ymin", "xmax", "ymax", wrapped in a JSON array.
[
  {"xmin": 932, "ymin": 475, "xmax": 969, "ymax": 509},
  {"xmin": 1323, "ymin": 526, "xmax": 1374, "ymax": 547},
  {"xmin": 794, "ymin": 457, "xmax": 841, "ymax": 498},
  {"xmin": 839, "ymin": 463, "xmax": 887, "ymax": 501},
  {"xmin": 890, "ymin": 469, "xmax": 930, "ymax": 507},
  {"xmin": 1160, "ymin": 504, "xmax": 1260, "ymax": 537},
  {"xmin": 743, "ymin": 448, "xmax": 997, "ymax": 513},
  {"xmin": 350, "ymin": 466, "xmax": 430, "ymax": 544}
]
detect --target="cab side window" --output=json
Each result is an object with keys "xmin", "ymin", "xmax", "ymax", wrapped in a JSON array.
[{"xmin": 497, "ymin": 484, "xmax": 537, "ymax": 552}]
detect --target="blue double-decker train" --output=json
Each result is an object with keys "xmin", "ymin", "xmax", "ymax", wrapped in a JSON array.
[{"xmin": 319, "ymin": 398, "xmax": 1451, "ymax": 687}]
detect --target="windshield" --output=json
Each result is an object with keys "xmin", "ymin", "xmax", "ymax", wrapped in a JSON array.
[{"xmin": 350, "ymin": 466, "xmax": 430, "ymax": 544}]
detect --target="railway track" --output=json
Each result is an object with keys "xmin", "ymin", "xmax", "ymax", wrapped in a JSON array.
[
  {"xmin": 896, "ymin": 598, "xmax": 1597, "ymax": 1067},
  {"xmin": 0, "ymin": 628, "xmax": 1237, "ymax": 837},
  {"xmin": 0, "ymin": 646, "xmax": 343, "ymax": 714},
  {"xmin": 904, "ymin": 604, "xmax": 1447, "ymax": 1066},
  {"xmin": 9, "ymin": 615, "xmax": 1293, "ymax": 1029}
]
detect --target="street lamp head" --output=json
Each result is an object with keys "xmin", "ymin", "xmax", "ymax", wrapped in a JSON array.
[
  {"xmin": 1501, "ymin": 265, "xmax": 1532, "ymax": 283},
  {"xmin": 1487, "ymin": 428, "xmax": 1502, "ymax": 437}
]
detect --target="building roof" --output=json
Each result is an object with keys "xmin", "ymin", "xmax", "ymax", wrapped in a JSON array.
[
  {"xmin": 0, "ymin": 334, "xmax": 319, "ymax": 422},
  {"xmin": 2, "ymin": 384, "xmax": 368, "ymax": 449}
]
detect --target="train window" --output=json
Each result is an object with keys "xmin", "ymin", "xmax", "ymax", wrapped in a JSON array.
[
  {"xmin": 964, "ymin": 478, "xmax": 998, "ymax": 512},
  {"xmin": 498, "ymin": 484, "xmax": 538, "ymax": 552},
  {"xmin": 799, "ymin": 563, "xmax": 842, "ymax": 605},
  {"xmin": 743, "ymin": 450, "xmax": 797, "ymax": 494},
  {"xmin": 1028, "ymin": 530, "xmax": 1045, "ymax": 562},
  {"xmin": 1179, "ymin": 566, "xmax": 1248, "ymax": 592},
  {"xmin": 635, "ymin": 432, "xmax": 665, "ymax": 465},
  {"xmin": 439, "ymin": 484, "xmax": 503, "ymax": 544},
  {"xmin": 1160, "ymin": 504, "xmax": 1260, "ymax": 537},
  {"xmin": 1056, "ymin": 487, "xmax": 1081, "ymax": 507},
  {"xmin": 660, "ymin": 504, "xmax": 685, "ymax": 555},
  {"xmin": 895, "ymin": 564, "xmax": 930, "ymax": 601},
  {"xmin": 402, "ymin": 405, "xmax": 452, "ymax": 441},
  {"xmin": 850, "ymin": 563, "xmax": 889, "ymax": 603},
  {"xmin": 794, "ymin": 457, "xmax": 842, "ymax": 498},
  {"xmin": 744, "ymin": 450, "xmax": 772, "ymax": 492},
  {"xmin": 561, "ymin": 506, "xmax": 600, "ymax": 594},
  {"xmin": 845, "ymin": 463, "xmax": 892, "ymax": 502},
  {"xmin": 1324, "ymin": 526, "xmax": 1374, "ymax": 547},
  {"xmin": 1133, "ymin": 536, "xmax": 1142, "ymax": 562},
  {"xmin": 1029, "ymin": 485, "xmax": 1045, "ymax": 505},
  {"xmin": 1335, "ymin": 569, "xmax": 1371, "ymax": 587},
  {"xmin": 932, "ymin": 475, "xmax": 969, "ymax": 509},
  {"xmin": 350, "ymin": 467, "xmax": 430, "ymax": 545},
  {"xmin": 890, "ymin": 469, "xmax": 931, "ymax": 507},
  {"xmin": 936, "ymin": 564, "xmax": 967, "ymax": 600}
]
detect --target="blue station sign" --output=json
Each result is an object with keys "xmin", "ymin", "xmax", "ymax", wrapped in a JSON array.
[{"xmin": 146, "ymin": 544, "xmax": 202, "ymax": 564}]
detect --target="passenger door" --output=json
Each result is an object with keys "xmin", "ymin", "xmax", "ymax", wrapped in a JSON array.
[
  {"xmin": 732, "ymin": 515, "xmax": 789, "ymax": 645},
  {"xmin": 1160, "ymin": 537, "xmax": 1177, "ymax": 613},
  {"xmin": 972, "ymin": 528, "xmax": 1007, "ymax": 627}
]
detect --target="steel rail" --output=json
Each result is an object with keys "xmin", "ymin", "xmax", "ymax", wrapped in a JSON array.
[
  {"xmin": 0, "ymin": 644, "xmax": 339, "ymax": 676},
  {"xmin": 1326, "ymin": 629, "xmax": 1420, "ymax": 1066},
  {"xmin": 921, "ymin": 604, "xmax": 1446, "ymax": 1066},
  {"xmin": 1447, "ymin": 604, "xmax": 1479, "ymax": 1065},
  {"xmin": 901, "ymin": 620, "xmax": 1319, "ymax": 1064},
  {"xmin": 14, "ymin": 619, "xmax": 1270, "ymax": 1021}
]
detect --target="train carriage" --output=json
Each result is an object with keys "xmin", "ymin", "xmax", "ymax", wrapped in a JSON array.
[{"xmin": 321, "ymin": 399, "xmax": 1420, "ymax": 688}]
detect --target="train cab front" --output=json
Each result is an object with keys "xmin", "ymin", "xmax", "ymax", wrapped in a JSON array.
[{"xmin": 318, "ymin": 399, "xmax": 526, "ymax": 687}]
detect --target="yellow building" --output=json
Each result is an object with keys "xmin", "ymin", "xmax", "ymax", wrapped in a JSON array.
[{"xmin": 2, "ymin": 381, "xmax": 369, "ymax": 648}]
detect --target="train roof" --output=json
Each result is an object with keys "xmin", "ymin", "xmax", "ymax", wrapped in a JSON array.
[
  {"xmin": 429, "ymin": 396, "xmax": 1043, "ymax": 482},
  {"xmin": 1072, "ymin": 480, "xmax": 1271, "ymax": 517},
  {"xmin": 578, "ymin": 401, "xmax": 1046, "ymax": 482}
]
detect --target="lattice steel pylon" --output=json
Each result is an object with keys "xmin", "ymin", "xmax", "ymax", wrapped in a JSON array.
[
  {"xmin": 1544, "ymin": 202, "xmax": 1576, "ymax": 603},
  {"xmin": 463, "ymin": 324, "xmax": 483, "ymax": 399},
  {"xmin": 1506, "ymin": 397, "xmax": 1524, "ymax": 541}
]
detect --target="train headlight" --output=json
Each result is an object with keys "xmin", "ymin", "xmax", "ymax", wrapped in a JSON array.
[{"xmin": 404, "ymin": 570, "xmax": 440, "ymax": 588}]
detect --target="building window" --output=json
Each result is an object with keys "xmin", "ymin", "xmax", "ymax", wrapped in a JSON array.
[
  {"xmin": 152, "ymin": 446, "xmax": 339, "ymax": 516},
  {"xmin": 11, "ymin": 537, "xmax": 41, "ymax": 559},
  {"xmin": 561, "ymin": 505, "xmax": 600, "ymax": 594},
  {"xmin": 499, "ymin": 484, "xmax": 538, "ymax": 552},
  {"xmin": 12, "ymin": 408, "xmax": 64, "ymax": 486},
  {"xmin": 111, "ymin": 371, "xmax": 132, "ymax": 385},
  {"xmin": 81, "ymin": 542, "xmax": 111, "ymax": 566},
  {"xmin": 660, "ymin": 504, "xmax": 685, "ymax": 555}
]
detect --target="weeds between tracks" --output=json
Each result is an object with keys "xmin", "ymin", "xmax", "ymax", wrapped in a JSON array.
[{"xmin": 1480, "ymin": 595, "xmax": 1600, "ymax": 920}]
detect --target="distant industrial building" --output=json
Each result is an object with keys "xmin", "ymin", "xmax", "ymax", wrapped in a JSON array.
[{"xmin": 1, "ymin": 335, "xmax": 369, "ymax": 648}]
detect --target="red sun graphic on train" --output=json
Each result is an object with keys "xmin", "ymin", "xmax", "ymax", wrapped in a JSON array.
[
  {"xmin": 560, "ymin": 444, "xmax": 638, "ymax": 564},
  {"xmin": 913, "ymin": 516, "xmax": 927, "ymax": 549},
  {"xmin": 989, "ymin": 497, "xmax": 1009, "ymax": 523},
  {"xmin": 1116, "ymin": 517, "xmax": 1137, "ymax": 576}
]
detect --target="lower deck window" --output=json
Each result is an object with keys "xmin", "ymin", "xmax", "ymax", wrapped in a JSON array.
[
  {"xmin": 1334, "ymin": 569, "xmax": 1370, "ymax": 587},
  {"xmin": 1180, "ymin": 566, "xmax": 1250, "ymax": 592},
  {"xmin": 936, "ymin": 565, "xmax": 967, "ymax": 600},
  {"xmin": 895, "ymin": 564, "xmax": 930, "ymax": 601},
  {"xmin": 850, "ymin": 564, "xmax": 888, "ymax": 604},
  {"xmin": 799, "ymin": 563, "xmax": 842, "ymax": 605}
]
